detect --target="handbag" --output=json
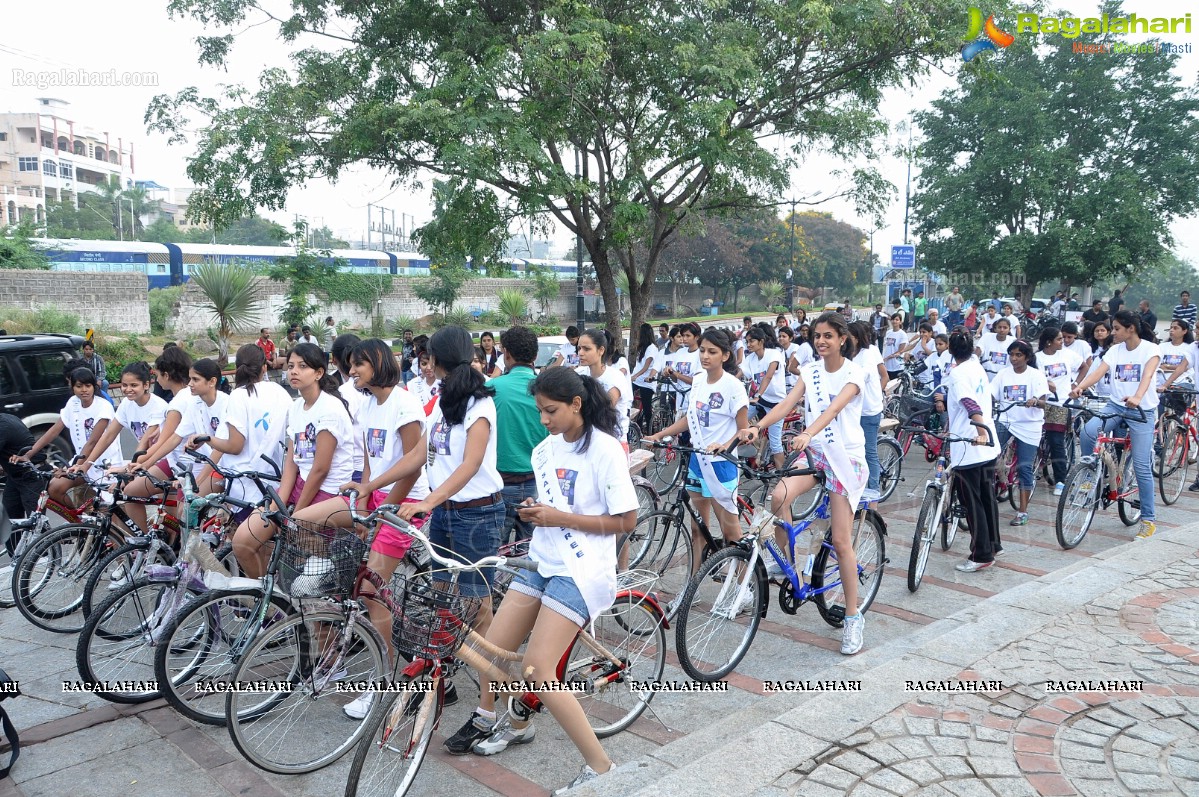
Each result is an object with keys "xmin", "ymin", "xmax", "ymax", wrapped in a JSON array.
[{"xmin": 0, "ymin": 666, "xmax": 19, "ymax": 779}]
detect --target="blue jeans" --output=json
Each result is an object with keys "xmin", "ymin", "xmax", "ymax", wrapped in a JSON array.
[
  {"xmin": 861, "ymin": 412, "xmax": 881, "ymax": 495},
  {"xmin": 501, "ymin": 480, "xmax": 537, "ymax": 544},
  {"xmin": 752, "ymin": 402, "xmax": 783, "ymax": 456},
  {"xmin": 997, "ymin": 425, "xmax": 1037, "ymax": 491},
  {"xmin": 1079, "ymin": 401, "xmax": 1156, "ymax": 522},
  {"xmin": 427, "ymin": 500, "xmax": 505, "ymax": 597}
]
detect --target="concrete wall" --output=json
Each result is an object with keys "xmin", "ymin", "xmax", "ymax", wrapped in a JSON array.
[{"xmin": 0, "ymin": 269, "xmax": 150, "ymax": 333}]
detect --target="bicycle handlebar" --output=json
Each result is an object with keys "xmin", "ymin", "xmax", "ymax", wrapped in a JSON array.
[
  {"xmin": 643, "ymin": 439, "xmax": 820, "ymax": 481},
  {"xmin": 899, "ymin": 420, "xmax": 995, "ymax": 447},
  {"xmin": 1062, "ymin": 396, "xmax": 1147, "ymax": 422}
]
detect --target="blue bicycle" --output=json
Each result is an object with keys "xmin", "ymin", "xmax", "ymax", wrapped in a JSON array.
[{"xmin": 673, "ymin": 456, "xmax": 887, "ymax": 681}]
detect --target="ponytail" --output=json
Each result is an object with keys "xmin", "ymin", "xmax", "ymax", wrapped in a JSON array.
[
  {"xmin": 429, "ymin": 326, "xmax": 493, "ymax": 425},
  {"xmin": 530, "ymin": 368, "xmax": 620, "ymax": 453},
  {"xmin": 1113, "ymin": 309, "xmax": 1155, "ymax": 344},
  {"xmin": 120, "ymin": 360, "xmax": 153, "ymax": 383},
  {"xmin": 291, "ymin": 342, "xmax": 349, "ymax": 416},
  {"xmin": 234, "ymin": 344, "xmax": 265, "ymax": 396}
]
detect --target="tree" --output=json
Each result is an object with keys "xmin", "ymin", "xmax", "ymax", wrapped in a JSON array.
[
  {"xmin": 412, "ymin": 179, "xmax": 508, "ymax": 277},
  {"xmin": 311, "ymin": 225, "xmax": 349, "ymax": 249},
  {"xmin": 149, "ymin": 0, "xmax": 954, "ymax": 352},
  {"xmin": 413, "ymin": 265, "xmax": 471, "ymax": 317},
  {"xmin": 265, "ymin": 227, "xmax": 345, "ymax": 327},
  {"xmin": 787, "ymin": 211, "xmax": 868, "ymax": 295},
  {"xmin": 1127, "ymin": 254, "xmax": 1198, "ymax": 315},
  {"xmin": 912, "ymin": 1, "xmax": 1199, "ymax": 306},
  {"xmin": 528, "ymin": 265, "xmax": 561, "ymax": 317},
  {"xmin": 0, "ymin": 223, "xmax": 50, "ymax": 269},
  {"xmin": 189, "ymin": 260, "xmax": 261, "ymax": 361},
  {"xmin": 187, "ymin": 214, "xmax": 289, "ymax": 246},
  {"xmin": 143, "ymin": 217, "xmax": 187, "ymax": 243}
]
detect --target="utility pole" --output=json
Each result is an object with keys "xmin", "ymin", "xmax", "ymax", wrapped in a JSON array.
[
  {"xmin": 787, "ymin": 198, "xmax": 797, "ymax": 308},
  {"xmin": 903, "ymin": 117, "xmax": 914, "ymax": 246},
  {"xmin": 366, "ymin": 202, "xmax": 372, "ymax": 249},
  {"xmin": 575, "ymin": 147, "xmax": 585, "ymax": 332}
]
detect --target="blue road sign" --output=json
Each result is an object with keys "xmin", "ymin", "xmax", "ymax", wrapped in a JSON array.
[{"xmin": 891, "ymin": 245, "xmax": 916, "ymax": 269}]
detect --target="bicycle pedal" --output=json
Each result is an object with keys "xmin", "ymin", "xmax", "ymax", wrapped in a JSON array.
[{"xmin": 826, "ymin": 605, "xmax": 846, "ymax": 623}]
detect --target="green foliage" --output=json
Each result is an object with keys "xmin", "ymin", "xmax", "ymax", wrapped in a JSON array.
[
  {"xmin": 412, "ymin": 179, "xmax": 509, "ymax": 275},
  {"xmin": 528, "ymin": 266, "xmax": 561, "ymax": 315},
  {"xmin": 0, "ymin": 223, "xmax": 50, "ymax": 269},
  {"xmin": 1127, "ymin": 254, "xmax": 1198, "ymax": 313},
  {"xmin": 148, "ymin": 286, "xmax": 184, "ymax": 334},
  {"xmin": 497, "ymin": 289, "xmax": 529, "ymax": 325},
  {"xmin": 266, "ymin": 235, "xmax": 343, "ymax": 327},
  {"xmin": 190, "ymin": 261, "xmax": 262, "ymax": 360},
  {"xmin": 142, "ymin": 217, "xmax": 187, "ymax": 243},
  {"xmin": 319, "ymin": 273, "xmax": 393, "ymax": 312},
  {"xmin": 413, "ymin": 266, "xmax": 471, "ymax": 316},
  {"xmin": 389, "ymin": 315, "xmax": 421, "ymax": 337},
  {"xmin": 95, "ymin": 335, "xmax": 154, "ymax": 383},
  {"xmin": 759, "ymin": 281, "xmax": 785, "ymax": 309},
  {"xmin": 787, "ymin": 211, "xmax": 868, "ymax": 293},
  {"xmin": 443, "ymin": 308, "xmax": 475, "ymax": 329},
  {"xmin": 196, "ymin": 214, "xmax": 288, "ymax": 246},
  {"xmin": 0, "ymin": 306, "xmax": 81, "ymax": 334},
  {"xmin": 480, "ymin": 310, "xmax": 509, "ymax": 328},
  {"xmin": 525, "ymin": 322, "xmax": 563, "ymax": 336}
]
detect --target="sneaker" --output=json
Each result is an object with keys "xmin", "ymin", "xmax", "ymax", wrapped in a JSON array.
[
  {"xmin": 445, "ymin": 711, "xmax": 497, "ymax": 755},
  {"xmin": 107, "ymin": 572, "xmax": 131, "ymax": 590},
  {"xmin": 1053, "ymin": 482, "xmax": 1065, "ymax": 496},
  {"xmin": 1136, "ymin": 521, "xmax": 1156, "ymax": 540},
  {"xmin": 554, "ymin": 764, "xmax": 608, "ymax": 795},
  {"xmin": 955, "ymin": 559, "xmax": 993, "ymax": 572},
  {"xmin": 1010, "ymin": 513, "xmax": 1028, "ymax": 526},
  {"xmin": 732, "ymin": 585, "xmax": 756, "ymax": 616},
  {"xmin": 841, "ymin": 613, "xmax": 865, "ymax": 655},
  {"xmin": 1189, "ymin": 480, "xmax": 1199, "ymax": 492},
  {"xmin": 442, "ymin": 681, "xmax": 458, "ymax": 707},
  {"xmin": 472, "ymin": 717, "xmax": 536, "ymax": 755},
  {"xmin": 993, "ymin": 548, "xmax": 1004, "ymax": 559},
  {"xmin": 663, "ymin": 595, "xmax": 682, "ymax": 620},
  {"xmin": 343, "ymin": 691, "xmax": 375, "ymax": 720}
]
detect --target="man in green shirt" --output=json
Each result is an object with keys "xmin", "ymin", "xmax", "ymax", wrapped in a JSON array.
[
  {"xmin": 914, "ymin": 291, "xmax": 927, "ymax": 327},
  {"xmin": 490, "ymin": 326, "xmax": 548, "ymax": 543}
]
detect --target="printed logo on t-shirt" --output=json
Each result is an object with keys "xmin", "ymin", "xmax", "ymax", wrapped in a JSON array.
[
  {"xmin": 1044, "ymin": 363, "xmax": 1067, "ymax": 379},
  {"xmin": 989, "ymin": 351, "xmax": 1008, "ymax": 366},
  {"xmin": 129, "ymin": 421, "xmax": 148, "ymax": 440},
  {"xmin": 209, "ymin": 416, "xmax": 221, "ymax": 433},
  {"xmin": 1003, "ymin": 385, "xmax": 1028, "ymax": 404},
  {"xmin": 366, "ymin": 428, "xmax": 387, "ymax": 458},
  {"xmin": 675, "ymin": 361, "xmax": 692, "ymax": 376},
  {"xmin": 294, "ymin": 423, "xmax": 317, "ymax": 460},
  {"xmin": 254, "ymin": 412, "xmax": 271, "ymax": 432},
  {"xmin": 1164, "ymin": 354, "xmax": 1185, "ymax": 368},
  {"xmin": 1116, "ymin": 364, "xmax": 1141, "ymax": 382},
  {"xmin": 430, "ymin": 421, "xmax": 452, "ymax": 455},
  {"xmin": 83, "ymin": 418, "xmax": 95, "ymax": 439},
  {"xmin": 696, "ymin": 392, "xmax": 724, "ymax": 426},
  {"xmin": 556, "ymin": 468, "xmax": 578, "ymax": 505}
]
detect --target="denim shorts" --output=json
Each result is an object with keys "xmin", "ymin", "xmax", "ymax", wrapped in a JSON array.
[
  {"xmin": 427, "ymin": 500, "xmax": 505, "ymax": 598},
  {"xmin": 685, "ymin": 456, "xmax": 739, "ymax": 499},
  {"xmin": 509, "ymin": 568, "xmax": 589, "ymax": 627}
]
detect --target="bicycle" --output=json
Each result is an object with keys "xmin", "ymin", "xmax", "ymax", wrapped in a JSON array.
[
  {"xmin": 0, "ymin": 460, "xmax": 65, "ymax": 609},
  {"xmin": 341, "ymin": 506, "xmax": 668, "ymax": 797},
  {"xmin": 1055, "ymin": 398, "xmax": 1146, "ymax": 549},
  {"xmin": 1154, "ymin": 385, "xmax": 1199, "ymax": 505},
  {"xmin": 672, "ymin": 454, "xmax": 887, "ymax": 681},
  {"xmin": 991, "ymin": 402, "xmax": 1050, "ymax": 511},
  {"xmin": 643, "ymin": 374, "xmax": 690, "ymax": 493},
  {"xmin": 876, "ymin": 391, "xmax": 944, "ymax": 503},
  {"xmin": 903, "ymin": 422, "xmax": 994, "ymax": 593}
]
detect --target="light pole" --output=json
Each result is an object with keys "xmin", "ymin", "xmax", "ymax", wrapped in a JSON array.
[
  {"xmin": 574, "ymin": 147, "xmax": 585, "ymax": 332},
  {"xmin": 902, "ymin": 116, "xmax": 914, "ymax": 246},
  {"xmin": 787, "ymin": 198, "xmax": 797, "ymax": 310}
]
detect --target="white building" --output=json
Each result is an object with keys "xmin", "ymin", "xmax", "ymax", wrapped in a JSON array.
[{"xmin": 0, "ymin": 97, "xmax": 135, "ymax": 226}]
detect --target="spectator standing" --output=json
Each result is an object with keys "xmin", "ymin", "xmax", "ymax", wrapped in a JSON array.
[
  {"xmin": 990, "ymin": 292, "xmax": 1002, "ymax": 311},
  {"xmin": 1068, "ymin": 293, "xmax": 1081, "ymax": 311},
  {"xmin": 1138, "ymin": 300, "xmax": 1158, "ymax": 337},
  {"xmin": 488, "ymin": 327, "xmax": 547, "ymax": 543},
  {"xmin": 1173, "ymin": 291, "xmax": 1197, "ymax": 327},
  {"xmin": 399, "ymin": 329, "xmax": 416, "ymax": 386},
  {"xmin": 1082, "ymin": 300, "xmax": 1109, "ymax": 325},
  {"xmin": 323, "ymin": 316, "xmax": 337, "ymax": 359},
  {"xmin": 913, "ymin": 291, "xmax": 927, "ymax": 328},
  {"xmin": 1108, "ymin": 287, "xmax": 1126, "ymax": 316},
  {"xmin": 81, "ymin": 341, "xmax": 111, "ymax": 403},
  {"xmin": 945, "ymin": 287, "xmax": 963, "ymax": 328},
  {"xmin": 871, "ymin": 304, "xmax": 890, "ymax": 348},
  {"xmin": 899, "ymin": 289, "xmax": 912, "ymax": 331},
  {"xmin": 655, "ymin": 323, "xmax": 670, "ymax": 351}
]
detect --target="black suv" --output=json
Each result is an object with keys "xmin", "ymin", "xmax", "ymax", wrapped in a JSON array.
[{"xmin": 0, "ymin": 334, "xmax": 85, "ymax": 465}]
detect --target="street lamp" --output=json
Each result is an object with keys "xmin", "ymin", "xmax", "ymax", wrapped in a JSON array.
[
  {"xmin": 574, "ymin": 147, "xmax": 585, "ymax": 332},
  {"xmin": 787, "ymin": 198, "xmax": 797, "ymax": 310}
]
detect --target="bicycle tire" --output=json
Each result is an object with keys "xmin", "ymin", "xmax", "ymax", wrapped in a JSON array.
[
  {"xmin": 776, "ymin": 450, "xmax": 822, "ymax": 520},
  {"xmin": 342, "ymin": 672, "xmax": 439, "ymax": 797},
  {"xmin": 811, "ymin": 510, "xmax": 886, "ymax": 628},
  {"xmin": 0, "ymin": 514, "xmax": 54, "ymax": 609},
  {"xmin": 626, "ymin": 422, "xmax": 643, "ymax": 452},
  {"xmin": 876, "ymin": 437, "xmax": 903, "ymax": 503},
  {"xmin": 13, "ymin": 522, "xmax": 122, "ymax": 633},
  {"xmin": 156, "ymin": 587, "xmax": 295, "ymax": 726},
  {"xmin": 673, "ymin": 545, "xmax": 765, "ymax": 681},
  {"xmin": 75, "ymin": 576, "xmax": 200, "ymax": 703},
  {"xmin": 1117, "ymin": 453, "xmax": 1141, "ymax": 526},
  {"xmin": 566, "ymin": 593, "xmax": 667, "ymax": 735},
  {"xmin": 226, "ymin": 608, "xmax": 388, "ymax": 774},
  {"xmin": 1055, "ymin": 461, "xmax": 1100, "ymax": 549},
  {"xmin": 81, "ymin": 538, "xmax": 177, "ymax": 619},
  {"xmin": 1157, "ymin": 421, "xmax": 1189, "ymax": 506},
  {"xmin": 941, "ymin": 495, "xmax": 960, "ymax": 551},
  {"xmin": 628, "ymin": 511, "xmax": 692, "ymax": 609},
  {"xmin": 908, "ymin": 486, "xmax": 941, "ymax": 593},
  {"xmin": 647, "ymin": 446, "xmax": 685, "ymax": 495}
]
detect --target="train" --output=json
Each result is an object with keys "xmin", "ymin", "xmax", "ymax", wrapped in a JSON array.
[{"xmin": 32, "ymin": 239, "xmax": 579, "ymax": 290}]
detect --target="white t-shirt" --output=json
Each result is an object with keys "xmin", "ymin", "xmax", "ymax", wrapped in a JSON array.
[
  {"xmin": 979, "ymin": 333, "xmax": 1014, "ymax": 378},
  {"xmin": 686, "ymin": 371, "xmax": 749, "ymax": 450},
  {"xmin": 115, "ymin": 394, "xmax": 168, "ymax": 444},
  {"xmin": 979, "ymin": 312, "xmax": 1000, "ymax": 335},
  {"xmin": 670, "ymin": 348, "xmax": 701, "ymax": 410},
  {"xmin": 175, "ymin": 390, "xmax": 231, "ymax": 467},
  {"xmin": 1103, "ymin": 340, "xmax": 1161, "ymax": 411},
  {"xmin": 613, "ymin": 356, "xmax": 630, "ymax": 376},
  {"xmin": 1066, "ymin": 338, "xmax": 1093, "ymax": 363},
  {"xmin": 62, "ymin": 396, "xmax": 124, "ymax": 478},
  {"xmin": 528, "ymin": 431, "xmax": 639, "ymax": 578},
  {"xmin": 288, "ymin": 391, "xmax": 356, "ymax": 487},
  {"xmin": 578, "ymin": 365, "xmax": 633, "ymax": 440},
  {"xmin": 743, "ymin": 348, "xmax": 787, "ymax": 404},
  {"xmin": 801, "ymin": 359, "xmax": 866, "ymax": 460},
  {"xmin": 410, "ymin": 377, "xmax": 441, "ymax": 411},
  {"xmin": 162, "ymin": 386, "xmax": 195, "ymax": 473},
  {"xmin": 1001, "ymin": 314, "xmax": 1021, "ymax": 337},
  {"xmin": 1157, "ymin": 341, "xmax": 1194, "ymax": 387},
  {"xmin": 930, "ymin": 350, "xmax": 954, "ymax": 387},
  {"xmin": 338, "ymin": 380, "xmax": 367, "ymax": 473},
  {"xmin": 1093, "ymin": 346, "xmax": 1112, "ymax": 397},
  {"xmin": 930, "ymin": 319, "xmax": 948, "ymax": 336},
  {"xmin": 222, "ymin": 381, "xmax": 293, "ymax": 504},
  {"xmin": 990, "ymin": 366, "xmax": 1048, "ymax": 447},
  {"xmin": 795, "ymin": 341, "xmax": 816, "ymax": 368},
  {"xmin": 361, "ymin": 387, "xmax": 430, "ymax": 501},
  {"xmin": 911, "ymin": 336, "xmax": 936, "ymax": 385},
  {"xmin": 853, "ymin": 346, "xmax": 885, "ymax": 417},
  {"xmin": 557, "ymin": 341, "xmax": 579, "ymax": 368},
  {"xmin": 945, "ymin": 358, "xmax": 1000, "ymax": 469},
  {"xmin": 780, "ymin": 343, "xmax": 800, "ymax": 389},
  {"xmin": 633, "ymin": 344, "xmax": 660, "ymax": 389},
  {"xmin": 426, "ymin": 396, "xmax": 503, "ymax": 502},
  {"xmin": 1036, "ymin": 349, "xmax": 1083, "ymax": 404},
  {"xmin": 883, "ymin": 330, "xmax": 908, "ymax": 372}
]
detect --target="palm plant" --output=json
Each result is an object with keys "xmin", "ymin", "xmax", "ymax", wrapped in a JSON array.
[
  {"xmin": 497, "ymin": 288, "xmax": 529, "ymax": 325},
  {"xmin": 189, "ymin": 260, "xmax": 261, "ymax": 361},
  {"xmin": 759, "ymin": 280, "xmax": 785, "ymax": 310}
]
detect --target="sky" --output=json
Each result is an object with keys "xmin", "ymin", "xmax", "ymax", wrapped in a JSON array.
[{"xmin": 1, "ymin": 0, "xmax": 1196, "ymax": 271}]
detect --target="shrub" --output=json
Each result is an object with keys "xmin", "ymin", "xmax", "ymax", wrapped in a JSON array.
[
  {"xmin": 148, "ymin": 286, "xmax": 183, "ymax": 334},
  {"xmin": 444, "ymin": 308, "xmax": 475, "ymax": 328},
  {"xmin": 497, "ymin": 289, "xmax": 529, "ymax": 325},
  {"xmin": 95, "ymin": 334, "xmax": 154, "ymax": 383},
  {"xmin": 0, "ymin": 306, "xmax": 83, "ymax": 336},
  {"xmin": 389, "ymin": 315, "xmax": 421, "ymax": 337},
  {"xmin": 481, "ymin": 309, "xmax": 509, "ymax": 328}
]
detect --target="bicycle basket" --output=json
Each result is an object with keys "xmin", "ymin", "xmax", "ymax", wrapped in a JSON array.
[
  {"xmin": 392, "ymin": 577, "xmax": 484, "ymax": 660},
  {"xmin": 897, "ymin": 391, "xmax": 936, "ymax": 421},
  {"xmin": 276, "ymin": 520, "xmax": 369, "ymax": 598},
  {"xmin": 1162, "ymin": 390, "xmax": 1191, "ymax": 417}
]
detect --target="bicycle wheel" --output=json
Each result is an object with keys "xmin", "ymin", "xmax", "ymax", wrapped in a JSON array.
[
  {"xmin": 156, "ymin": 587, "xmax": 295, "ymax": 726},
  {"xmin": 647, "ymin": 447, "xmax": 684, "ymax": 495},
  {"xmin": 776, "ymin": 450, "xmax": 822, "ymax": 520},
  {"xmin": 0, "ymin": 514, "xmax": 54, "ymax": 609},
  {"xmin": 629, "ymin": 511, "xmax": 692, "ymax": 609},
  {"xmin": 1117, "ymin": 452, "xmax": 1141, "ymax": 526},
  {"xmin": 811, "ymin": 510, "xmax": 886, "ymax": 628},
  {"xmin": 566, "ymin": 593, "xmax": 666, "ymax": 736},
  {"xmin": 342, "ymin": 672, "xmax": 439, "ymax": 797},
  {"xmin": 75, "ymin": 576, "xmax": 199, "ymax": 703},
  {"xmin": 1055, "ymin": 461, "xmax": 1100, "ymax": 549},
  {"xmin": 941, "ymin": 493, "xmax": 961, "ymax": 551},
  {"xmin": 995, "ymin": 440, "xmax": 1015, "ymax": 503},
  {"xmin": 81, "ymin": 538, "xmax": 177, "ymax": 618},
  {"xmin": 226, "ymin": 609, "xmax": 388, "ymax": 774},
  {"xmin": 673, "ymin": 545, "xmax": 765, "ymax": 681},
  {"xmin": 626, "ymin": 422, "xmax": 643, "ymax": 452},
  {"xmin": 908, "ymin": 486, "xmax": 942, "ymax": 593},
  {"xmin": 13, "ymin": 522, "xmax": 122, "ymax": 633},
  {"xmin": 1157, "ymin": 421, "xmax": 1189, "ymax": 506},
  {"xmin": 876, "ymin": 437, "xmax": 903, "ymax": 503}
]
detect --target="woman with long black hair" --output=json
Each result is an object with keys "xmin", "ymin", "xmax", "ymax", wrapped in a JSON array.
[{"xmin": 629, "ymin": 323, "xmax": 659, "ymax": 433}]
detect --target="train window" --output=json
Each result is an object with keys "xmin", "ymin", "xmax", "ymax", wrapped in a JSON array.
[
  {"xmin": 19, "ymin": 351, "xmax": 71, "ymax": 392},
  {"xmin": 157, "ymin": 265, "xmax": 166, "ymax": 273}
]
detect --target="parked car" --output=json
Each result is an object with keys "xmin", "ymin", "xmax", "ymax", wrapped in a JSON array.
[
  {"xmin": 0, "ymin": 334, "xmax": 85, "ymax": 466},
  {"xmin": 536, "ymin": 336, "xmax": 569, "ymax": 370}
]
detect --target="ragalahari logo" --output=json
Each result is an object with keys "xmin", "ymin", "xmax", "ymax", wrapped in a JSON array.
[{"xmin": 962, "ymin": 7, "xmax": 1015, "ymax": 61}]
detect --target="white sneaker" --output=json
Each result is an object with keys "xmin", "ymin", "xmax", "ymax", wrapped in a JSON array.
[
  {"xmin": 841, "ymin": 613, "xmax": 865, "ymax": 655},
  {"xmin": 554, "ymin": 763, "xmax": 608, "ymax": 795},
  {"xmin": 472, "ymin": 718, "xmax": 536, "ymax": 755},
  {"xmin": 1053, "ymin": 482, "xmax": 1065, "ymax": 496},
  {"xmin": 734, "ymin": 585, "xmax": 756, "ymax": 616},
  {"xmin": 343, "ymin": 691, "xmax": 375, "ymax": 720},
  {"xmin": 107, "ymin": 573, "xmax": 130, "ymax": 591}
]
